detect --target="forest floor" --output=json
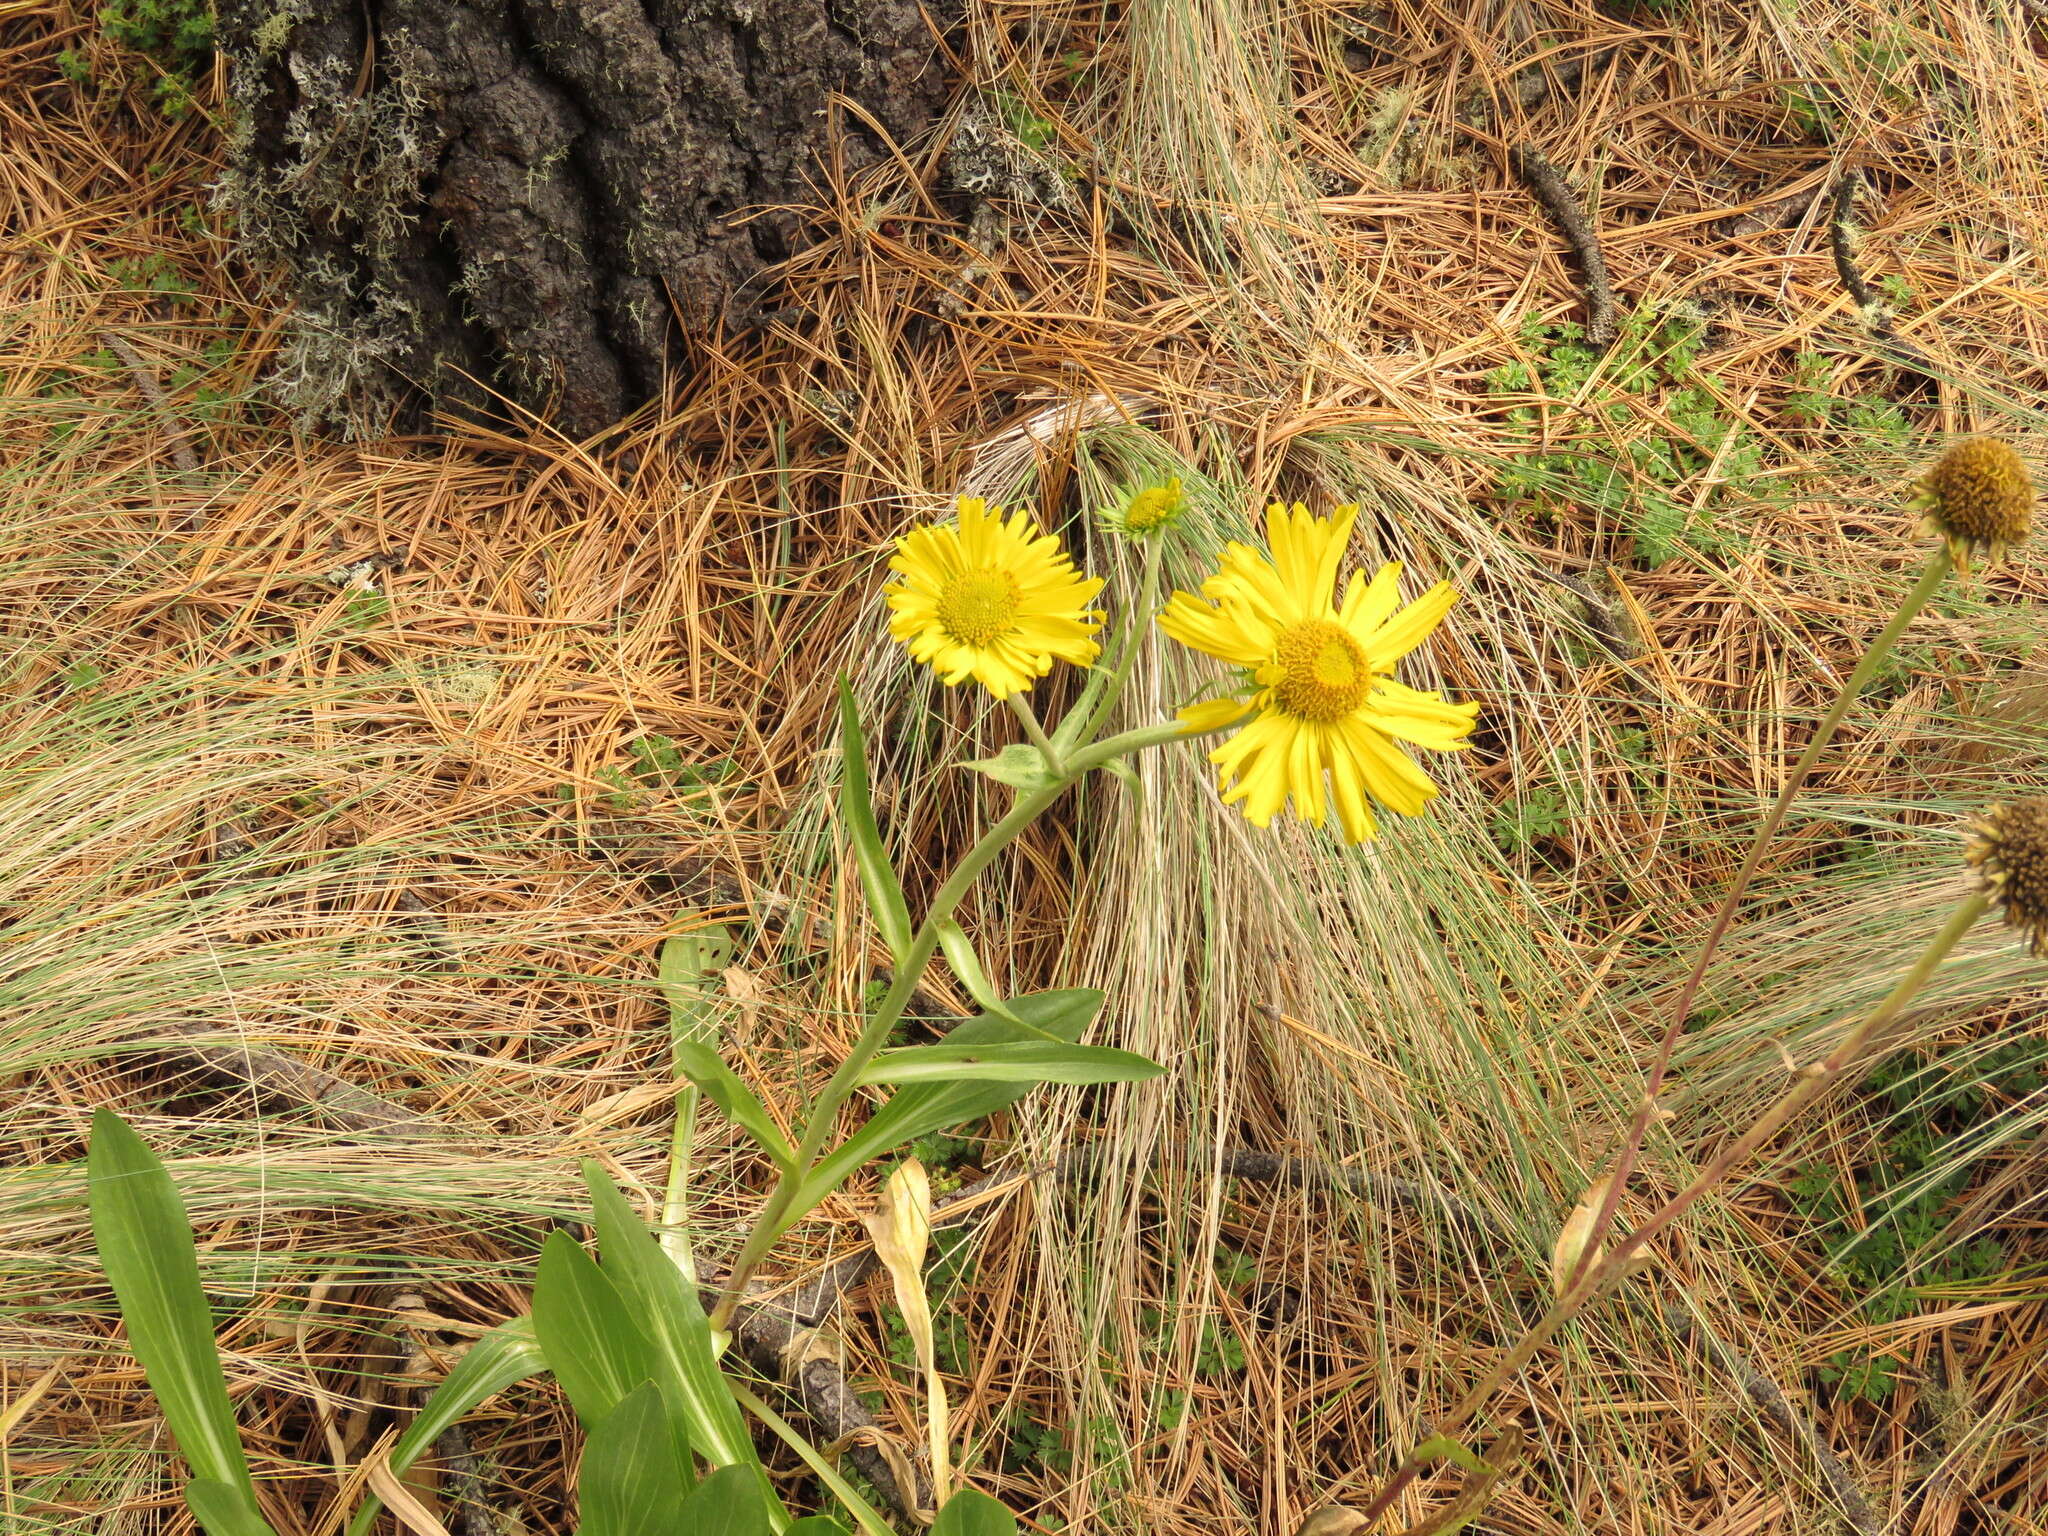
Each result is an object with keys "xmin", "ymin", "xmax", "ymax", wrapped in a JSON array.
[{"xmin": 5, "ymin": 0, "xmax": 2048, "ymax": 1533}]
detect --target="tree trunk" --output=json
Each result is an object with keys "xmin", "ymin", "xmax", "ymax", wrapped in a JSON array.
[{"xmin": 216, "ymin": 0, "xmax": 956, "ymax": 437}]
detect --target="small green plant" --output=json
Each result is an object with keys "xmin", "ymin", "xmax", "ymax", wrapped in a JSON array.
[
  {"xmin": 991, "ymin": 88, "xmax": 1057, "ymax": 151},
  {"xmin": 1789, "ymin": 1041, "xmax": 2039, "ymax": 1402},
  {"xmin": 106, "ymin": 252, "xmax": 198, "ymax": 305},
  {"xmin": 99, "ymin": 0, "xmax": 214, "ymax": 116},
  {"xmin": 559, "ymin": 736, "xmax": 742, "ymax": 812},
  {"xmin": 1491, "ymin": 785, "xmax": 1570, "ymax": 852},
  {"xmin": 1780, "ymin": 352, "xmax": 1910, "ymax": 445},
  {"xmin": 1486, "ymin": 309, "xmax": 1763, "ymax": 566}
]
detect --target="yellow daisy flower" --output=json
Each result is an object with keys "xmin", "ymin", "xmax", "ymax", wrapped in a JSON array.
[
  {"xmin": 1159, "ymin": 502, "xmax": 1479, "ymax": 843},
  {"xmin": 885, "ymin": 497, "xmax": 1106, "ymax": 698}
]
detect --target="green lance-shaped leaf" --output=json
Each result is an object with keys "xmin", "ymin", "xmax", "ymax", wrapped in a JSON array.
[
  {"xmin": 784, "ymin": 1522, "xmax": 853, "ymax": 1535},
  {"xmin": 678, "ymin": 1463, "xmax": 780, "ymax": 1536},
  {"xmin": 345, "ymin": 1317, "xmax": 547, "ymax": 1536},
  {"xmin": 672, "ymin": 1042, "xmax": 797, "ymax": 1169},
  {"xmin": 789, "ymin": 989, "xmax": 1104, "ymax": 1223},
  {"xmin": 86, "ymin": 1110, "xmax": 271, "ymax": 1529},
  {"xmin": 580, "ymin": 1167, "xmax": 768, "ymax": 1490},
  {"xmin": 534, "ymin": 1232, "xmax": 675, "ymax": 1436},
  {"xmin": 960, "ymin": 742, "xmax": 1059, "ymax": 793},
  {"xmin": 837, "ymin": 680, "xmax": 913, "ymax": 963},
  {"xmin": 932, "ymin": 1488, "xmax": 1019, "ymax": 1536},
  {"xmin": 577, "ymin": 1382, "xmax": 693, "ymax": 1536},
  {"xmin": 934, "ymin": 918, "xmax": 1016, "ymax": 1019},
  {"xmin": 858, "ymin": 1041, "xmax": 1164, "ymax": 1086}
]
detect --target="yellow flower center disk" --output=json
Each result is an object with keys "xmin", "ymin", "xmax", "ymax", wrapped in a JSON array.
[
  {"xmin": 935, "ymin": 569, "xmax": 1023, "ymax": 647},
  {"xmin": 1268, "ymin": 619, "xmax": 1372, "ymax": 723}
]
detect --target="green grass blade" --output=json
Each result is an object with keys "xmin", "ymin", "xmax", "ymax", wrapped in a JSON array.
[
  {"xmin": 723, "ymin": 1378, "xmax": 893, "ymax": 1536},
  {"xmin": 85, "ymin": 1110, "xmax": 263, "ymax": 1508}
]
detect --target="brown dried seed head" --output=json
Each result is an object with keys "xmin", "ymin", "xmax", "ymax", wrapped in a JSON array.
[
  {"xmin": 1964, "ymin": 796, "xmax": 2048, "ymax": 957},
  {"xmin": 1914, "ymin": 437, "xmax": 2034, "ymax": 560}
]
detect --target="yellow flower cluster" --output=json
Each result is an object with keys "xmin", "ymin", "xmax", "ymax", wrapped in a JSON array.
[{"xmin": 884, "ymin": 495, "xmax": 1476, "ymax": 842}]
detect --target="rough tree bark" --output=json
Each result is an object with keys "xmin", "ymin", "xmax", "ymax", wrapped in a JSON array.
[{"xmin": 214, "ymin": 0, "xmax": 957, "ymax": 437}]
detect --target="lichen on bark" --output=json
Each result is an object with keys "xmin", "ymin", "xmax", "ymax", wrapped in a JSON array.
[{"xmin": 216, "ymin": 0, "xmax": 956, "ymax": 436}]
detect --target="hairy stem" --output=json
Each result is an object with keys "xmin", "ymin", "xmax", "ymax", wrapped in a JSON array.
[
  {"xmin": 1351, "ymin": 889, "xmax": 1989, "ymax": 1528},
  {"xmin": 1006, "ymin": 692, "xmax": 1067, "ymax": 776},
  {"xmin": 1568, "ymin": 543, "xmax": 1954, "ymax": 1290},
  {"xmin": 1073, "ymin": 537, "xmax": 1163, "ymax": 750}
]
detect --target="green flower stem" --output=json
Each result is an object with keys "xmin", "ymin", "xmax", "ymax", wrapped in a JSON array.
[
  {"xmin": 1566, "ymin": 542, "xmax": 1955, "ymax": 1292},
  {"xmin": 659, "ymin": 1083, "xmax": 699, "ymax": 1279},
  {"xmin": 1073, "ymin": 538, "xmax": 1164, "ymax": 750},
  {"xmin": 1350, "ymin": 888, "xmax": 1990, "ymax": 1530},
  {"xmin": 706, "ymin": 715, "xmax": 1204, "ymax": 1332},
  {"xmin": 1006, "ymin": 692, "xmax": 1067, "ymax": 776}
]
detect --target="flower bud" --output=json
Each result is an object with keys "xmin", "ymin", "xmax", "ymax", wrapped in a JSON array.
[{"xmin": 1101, "ymin": 478, "xmax": 1186, "ymax": 539}]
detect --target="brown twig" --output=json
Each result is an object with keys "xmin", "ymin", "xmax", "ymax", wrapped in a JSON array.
[
  {"xmin": 1828, "ymin": 172, "xmax": 1894, "ymax": 340},
  {"xmin": 1512, "ymin": 145, "xmax": 1619, "ymax": 349},
  {"xmin": 1663, "ymin": 1308, "xmax": 1884, "ymax": 1536},
  {"xmin": 99, "ymin": 332, "xmax": 199, "ymax": 473},
  {"xmin": 165, "ymin": 1024, "xmax": 448, "ymax": 1138},
  {"xmin": 1827, "ymin": 171, "xmax": 1939, "ymax": 378}
]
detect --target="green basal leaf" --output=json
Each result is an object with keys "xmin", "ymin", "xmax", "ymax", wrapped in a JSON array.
[
  {"xmin": 86, "ymin": 1111, "xmax": 264, "ymax": 1511},
  {"xmin": 533, "ymin": 1232, "xmax": 670, "ymax": 1434},
  {"xmin": 934, "ymin": 918, "xmax": 1017, "ymax": 1020},
  {"xmin": 661, "ymin": 925, "xmax": 735, "ymax": 1047},
  {"xmin": 577, "ymin": 1382, "xmax": 692, "ymax": 1536},
  {"xmin": 932, "ymin": 1488, "xmax": 1018, "ymax": 1536},
  {"xmin": 960, "ymin": 741, "xmax": 1059, "ymax": 792},
  {"xmin": 673, "ymin": 1042, "xmax": 797, "ymax": 1169},
  {"xmin": 858, "ymin": 1041, "xmax": 1163, "ymax": 1086},
  {"xmin": 184, "ymin": 1479, "xmax": 279, "ymax": 1536},
  {"xmin": 679, "ymin": 1462, "xmax": 778, "ymax": 1535},
  {"xmin": 788, "ymin": 990, "xmax": 1104, "ymax": 1225},
  {"xmin": 345, "ymin": 1318, "xmax": 546, "ymax": 1536},
  {"xmin": 837, "ymin": 681, "xmax": 914, "ymax": 963},
  {"xmin": 580, "ymin": 1168, "xmax": 769, "ymax": 1495}
]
